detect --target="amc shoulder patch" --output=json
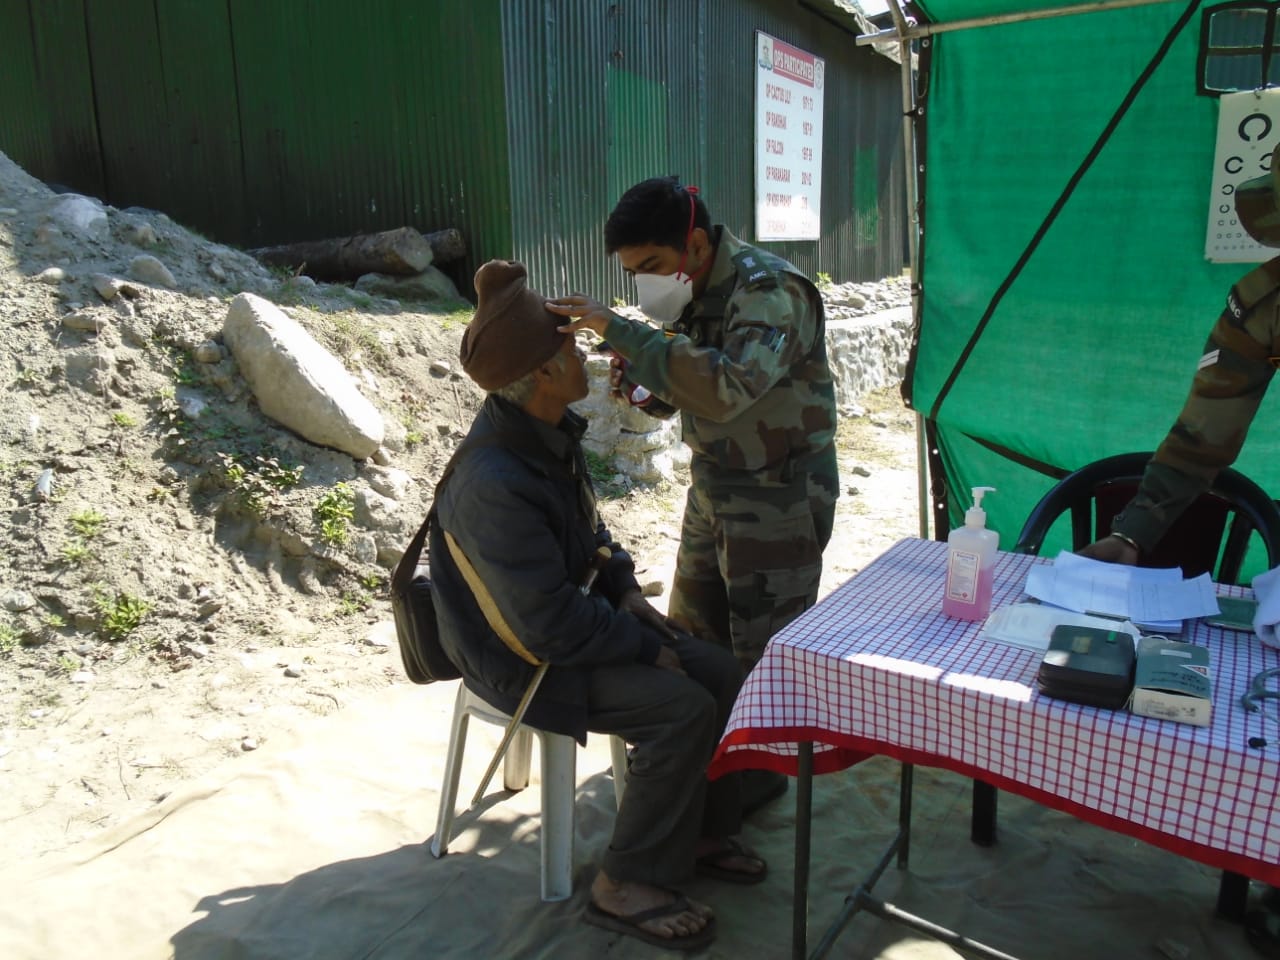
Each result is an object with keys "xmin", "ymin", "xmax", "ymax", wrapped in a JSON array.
[{"xmin": 732, "ymin": 252, "xmax": 778, "ymax": 291}]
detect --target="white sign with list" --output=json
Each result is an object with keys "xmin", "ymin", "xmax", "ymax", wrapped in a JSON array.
[{"xmin": 754, "ymin": 32, "xmax": 824, "ymax": 242}]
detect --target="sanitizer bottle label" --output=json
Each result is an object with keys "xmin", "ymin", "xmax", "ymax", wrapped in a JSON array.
[{"xmin": 945, "ymin": 550, "xmax": 979, "ymax": 602}]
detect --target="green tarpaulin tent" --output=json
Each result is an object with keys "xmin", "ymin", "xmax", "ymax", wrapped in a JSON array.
[{"xmin": 885, "ymin": 0, "xmax": 1280, "ymax": 573}]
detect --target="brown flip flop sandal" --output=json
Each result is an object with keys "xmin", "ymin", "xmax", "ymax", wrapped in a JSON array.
[{"xmin": 583, "ymin": 893, "xmax": 717, "ymax": 952}]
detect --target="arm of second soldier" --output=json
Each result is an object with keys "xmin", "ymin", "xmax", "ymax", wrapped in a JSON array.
[
  {"xmin": 1106, "ymin": 299, "xmax": 1278, "ymax": 554},
  {"xmin": 548, "ymin": 277, "xmax": 819, "ymax": 424}
]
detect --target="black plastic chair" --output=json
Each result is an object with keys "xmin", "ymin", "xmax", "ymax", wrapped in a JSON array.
[
  {"xmin": 973, "ymin": 451, "xmax": 1280, "ymax": 920},
  {"xmin": 1012, "ymin": 451, "xmax": 1280, "ymax": 582}
]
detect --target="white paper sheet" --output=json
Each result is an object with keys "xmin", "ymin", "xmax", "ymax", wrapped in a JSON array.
[
  {"xmin": 978, "ymin": 601, "xmax": 1138, "ymax": 652},
  {"xmin": 1023, "ymin": 552, "xmax": 1220, "ymax": 622}
]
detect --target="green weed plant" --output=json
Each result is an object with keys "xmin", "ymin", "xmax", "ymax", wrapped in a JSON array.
[
  {"xmin": 220, "ymin": 453, "xmax": 304, "ymax": 517},
  {"xmin": 315, "ymin": 483, "xmax": 355, "ymax": 545},
  {"xmin": 93, "ymin": 588, "xmax": 154, "ymax": 642}
]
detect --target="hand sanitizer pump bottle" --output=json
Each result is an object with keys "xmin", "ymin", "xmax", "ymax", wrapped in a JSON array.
[{"xmin": 942, "ymin": 486, "xmax": 998, "ymax": 620}]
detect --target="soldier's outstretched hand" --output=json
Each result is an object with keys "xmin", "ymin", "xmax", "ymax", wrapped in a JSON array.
[
  {"xmin": 1079, "ymin": 535, "xmax": 1139, "ymax": 565},
  {"xmin": 547, "ymin": 294, "xmax": 616, "ymax": 338}
]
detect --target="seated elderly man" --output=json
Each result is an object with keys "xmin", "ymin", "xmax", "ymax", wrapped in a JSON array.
[{"xmin": 428, "ymin": 260, "xmax": 766, "ymax": 951}]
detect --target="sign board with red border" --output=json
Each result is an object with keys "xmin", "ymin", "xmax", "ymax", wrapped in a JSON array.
[{"xmin": 755, "ymin": 32, "xmax": 824, "ymax": 242}]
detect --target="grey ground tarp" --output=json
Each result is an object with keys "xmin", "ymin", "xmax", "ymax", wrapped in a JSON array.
[{"xmin": 0, "ymin": 680, "xmax": 1256, "ymax": 959}]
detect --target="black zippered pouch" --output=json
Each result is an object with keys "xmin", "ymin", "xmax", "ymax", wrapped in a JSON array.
[{"xmin": 1037, "ymin": 624, "xmax": 1136, "ymax": 709}]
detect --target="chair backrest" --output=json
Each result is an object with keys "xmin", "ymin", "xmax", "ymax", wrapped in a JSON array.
[{"xmin": 1013, "ymin": 452, "xmax": 1280, "ymax": 584}]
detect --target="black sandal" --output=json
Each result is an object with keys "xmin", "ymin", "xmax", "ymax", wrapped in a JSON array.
[
  {"xmin": 1246, "ymin": 909, "xmax": 1280, "ymax": 958},
  {"xmin": 695, "ymin": 837, "xmax": 768, "ymax": 885}
]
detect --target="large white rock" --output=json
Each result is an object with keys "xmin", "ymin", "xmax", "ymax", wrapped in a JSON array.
[
  {"xmin": 46, "ymin": 194, "xmax": 108, "ymax": 239},
  {"xmin": 222, "ymin": 293, "xmax": 385, "ymax": 459}
]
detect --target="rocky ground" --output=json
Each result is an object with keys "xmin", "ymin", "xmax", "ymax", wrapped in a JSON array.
[{"xmin": 0, "ymin": 152, "xmax": 918, "ymax": 868}]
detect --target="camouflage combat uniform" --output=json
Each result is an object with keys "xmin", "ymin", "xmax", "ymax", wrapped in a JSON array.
[
  {"xmin": 1112, "ymin": 256, "xmax": 1280, "ymax": 551},
  {"xmin": 600, "ymin": 226, "xmax": 839, "ymax": 668}
]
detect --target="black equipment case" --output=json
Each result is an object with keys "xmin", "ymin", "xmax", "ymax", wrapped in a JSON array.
[{"xmin": 1036, "ymin": 624, "xmax": 1136, "ymax": 709}]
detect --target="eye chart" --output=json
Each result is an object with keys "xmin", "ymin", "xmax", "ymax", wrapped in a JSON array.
[{"xmin": 1206, "ymin": 87, "xmax": 1280, "ymax": 263}]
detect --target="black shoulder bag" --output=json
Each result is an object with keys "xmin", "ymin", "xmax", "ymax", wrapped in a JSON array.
[{"xmin": 390, "ymin": 436, "xmax": 500, "ymax": 684}]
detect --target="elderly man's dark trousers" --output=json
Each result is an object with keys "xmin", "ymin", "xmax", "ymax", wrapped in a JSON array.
[{"xmin": 585, "ymin": 629, "xmax": 744, "ymax": 886}]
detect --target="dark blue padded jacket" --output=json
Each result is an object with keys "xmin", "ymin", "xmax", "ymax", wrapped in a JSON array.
[{"xmin": 429, "ymin": 395, "xmax": 659, "ymax": 743}]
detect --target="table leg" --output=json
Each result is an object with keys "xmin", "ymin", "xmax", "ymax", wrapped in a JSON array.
[
  {"xmin": 898, "ymin": 762, "xmax": 913, "ymax": 869},
  {"xmin": 1217, "ymin": 870, "xmax": 1250, "ymax": 922},
  {"xmin": 972, "ymin": 779, "xmax": 998, "ymax": 846},
  {"xmin": 807, "ymin": 759, "xmax": 1022, "ymax": 960},
  {"xmin": 794, "ymin": 741, "xmax": 813, "ymax": 960}
]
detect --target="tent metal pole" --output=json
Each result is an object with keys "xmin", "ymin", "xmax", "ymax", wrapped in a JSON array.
[
  {"xmin": 857, "ymin": 0, "xmax": 1178, "ymax": 45},
  {"xmin": 884, "ymin": 0, "xmax": 932, "ymax": 540}
]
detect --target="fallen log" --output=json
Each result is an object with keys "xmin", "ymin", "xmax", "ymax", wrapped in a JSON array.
[
  {"xmin": 422, "ymin": 227, "xmax": 466, "ymax": 263},
  {"xmin": 250, "ymin": 226, "xmax": 432, "ymax": 281}
]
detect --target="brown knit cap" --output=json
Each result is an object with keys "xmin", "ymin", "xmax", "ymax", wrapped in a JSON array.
[{"xmin": 459, "ymin": 260, "xmax": 567, "ymax": 391}]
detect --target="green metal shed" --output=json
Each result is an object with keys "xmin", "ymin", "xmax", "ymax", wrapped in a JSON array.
[{"xmin": 0, "ymin": 0, "xmax": 906, "ymax": 299}]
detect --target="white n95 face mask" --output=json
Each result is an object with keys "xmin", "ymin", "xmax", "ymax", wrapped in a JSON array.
[{"xmin": 633, "ymin": 271, "xmax": 694, "ymax": 324}]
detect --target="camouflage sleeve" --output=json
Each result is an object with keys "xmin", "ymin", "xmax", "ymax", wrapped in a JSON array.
[
  {"xmin": 602, "ymin": 274, "xmax": 820, "ymax": 424},
  {"xmin": 1112, "ymin": 299, "xmax": 1278, "ymax": 551}
]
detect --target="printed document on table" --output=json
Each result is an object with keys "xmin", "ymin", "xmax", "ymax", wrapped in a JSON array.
[{"xmin": 1023, "ymin": 551, "xmax": 1220, "ymax": 622}]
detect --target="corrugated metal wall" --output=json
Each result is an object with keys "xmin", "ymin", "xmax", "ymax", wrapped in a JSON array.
[
  {"xmin": 706, "ymin": 0, "xmax": 906, "ymax": 281},
  {"xmin": 224, "ymin": 1, "xmax": 512, "ymax": 261},
  {"xmin": 0, "ymin": 0, "xmax": 512, "ymax": 295},
  {"xmin": 2, "ymin": 1, "xmax": 103, "ymax": 196},
  {"xmin": 500, "ymin": 1, "xmax": 614, "ymax": 297},
  {"xmin": 84, "ymin": 0, "xmax": 243, "ymax": 239},
  {"xmin": 0, "ymin": 0, "xmax": 902, "ymax": 301},
  {"xmin": 504, "ymin": 0, "xmax": 906, "ymax": 302}
]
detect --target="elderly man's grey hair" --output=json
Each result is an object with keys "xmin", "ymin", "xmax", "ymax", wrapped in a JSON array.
[{"xmin": 493, "ymin": 350, "xmax": 567, "ymax": 407}]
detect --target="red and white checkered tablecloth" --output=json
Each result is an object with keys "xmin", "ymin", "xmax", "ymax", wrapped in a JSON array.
[{"xmin": 709, "ymin": 537, "xmax": 1280, "ymax": 884}]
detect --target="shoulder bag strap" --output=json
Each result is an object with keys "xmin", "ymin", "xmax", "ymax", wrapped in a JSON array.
[
  {"xmin": 426, "ymin": 428, "xmax": 544, "ymax": 666},
  {"xmin": 391, "ymin": 432, "xmax": 504, "ymax": 596},
  {"xmin": 443, "ymin": 530, "xmax": 542, "ymax": 666}
]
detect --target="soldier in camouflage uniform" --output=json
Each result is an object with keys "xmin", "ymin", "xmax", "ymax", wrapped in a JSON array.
[
  {"xmin": 547, "ymin": 177, "xmax": 839, "ymax": 675},
  {"xmin": 1082, "ymin": 151, "xmax": 1280, "ymax": 566}
]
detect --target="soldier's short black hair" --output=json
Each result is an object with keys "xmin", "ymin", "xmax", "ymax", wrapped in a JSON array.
[{"xmin": 604, "ymin": 176, "xmax": 712, "ymax": 255}]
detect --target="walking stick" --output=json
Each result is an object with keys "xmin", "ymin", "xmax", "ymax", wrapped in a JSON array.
[{"xmin": 469, "ymin": 546, "xmax": 612, "ymax": 807}]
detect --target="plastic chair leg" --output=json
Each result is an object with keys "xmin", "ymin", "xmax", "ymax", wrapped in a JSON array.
[
  {"xmin": 431, "ymin": 685, "xmax": 471, "ymax": 859},
  {"xmin": 429, "ymin": 686, "xmax": 626, "ymax": 900},
  {"xmin": 503, "ymin": 727, "xmax": 534, "ymax": 791},
  {"xmin": 609, "ymin": 735, "xmax": 628, "ymax": 808},
  {"xmin": 539, "ymin": 733, "xmax": 579, "ymax": 902}
]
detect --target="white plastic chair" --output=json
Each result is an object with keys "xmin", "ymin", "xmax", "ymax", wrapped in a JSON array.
[{"xmin": 430, "ymin": 683, "xmax": 629, "ymax": 901}]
